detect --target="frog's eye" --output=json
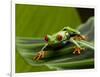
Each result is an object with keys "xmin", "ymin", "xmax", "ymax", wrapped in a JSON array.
[
  {"xmin": 44, "ymin": 35, "xmax": 49, "ymax": 42},
  {"xmin": 57, "ymin": 34, "xmax": 63, "ymax": 41}
]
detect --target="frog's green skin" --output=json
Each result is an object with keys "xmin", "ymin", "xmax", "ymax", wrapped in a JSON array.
[
  {"xmin": 45, "ymin": 27, "xmax": 80, "ymax": 44},
  {"xmin": 41, "ymin": 27, "xmax": 82, "ymax": 50},
  {"xmin": 34, "ymin": 26, "xmax": 86, "ymax": 60}
]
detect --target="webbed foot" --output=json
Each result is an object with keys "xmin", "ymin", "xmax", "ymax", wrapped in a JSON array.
[
  {"xmin": 33, "ymin": 51, "xmax": 46, "ymax": 60},
  {"xmin": 73, "ymin": 35, "xmax": 87, "ymax": 40},
  {"xmin": 73, "ymin": 46, "xmax": 85, "ymax": 54}
]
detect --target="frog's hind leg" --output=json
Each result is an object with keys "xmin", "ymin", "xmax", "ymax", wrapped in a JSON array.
[{"xmin": 73, "ymin": 35, "xmax": 87, "ymax": 40}]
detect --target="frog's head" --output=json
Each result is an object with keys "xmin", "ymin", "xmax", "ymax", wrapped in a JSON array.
[{"xmin": 44, "ymin": 31, "xmax": 69, "ymax": 45}]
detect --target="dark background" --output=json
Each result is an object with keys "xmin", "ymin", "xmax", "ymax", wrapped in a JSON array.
[{"xmin": 77, "ymin": 8, "xmax": 94, "ymax": 23}]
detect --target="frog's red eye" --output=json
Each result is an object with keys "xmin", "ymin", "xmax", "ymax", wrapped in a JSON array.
[
  {"xmin": 57, "ymin": 34, "xmax": 63, "ymax": 41},
  {"xmin": 44, "ymin": 35, "xmax": 49, "ymax": 42}
]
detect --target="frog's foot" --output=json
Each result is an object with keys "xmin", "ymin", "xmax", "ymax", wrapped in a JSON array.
[
  {"xmin": 73, "ymin": 35, "xmax": 87, "ymax": 40},
  {"xmin": 33, "ymin": 51, "xmax": 46, "ymax": 60},
  {"xmin": 73, "ymin": 46, "xmax": 85, "ymax": 54},
  {"xmin": 79, "ymin": 35, "xmax": 88, "ymax": 40}
]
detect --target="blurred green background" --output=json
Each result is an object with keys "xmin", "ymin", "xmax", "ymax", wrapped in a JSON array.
[{"xmin": 16, "ymin": 4, "xmax": 94, "ymax": 73}]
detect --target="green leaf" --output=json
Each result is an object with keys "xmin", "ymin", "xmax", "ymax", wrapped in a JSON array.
[{"xmin": 16, "ymin": 38, "xmax": 94, "ymax": 68}]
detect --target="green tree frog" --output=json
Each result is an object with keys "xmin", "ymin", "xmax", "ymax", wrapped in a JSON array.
[{"xmin": 34, "ymin": 26, "xmax": 87, "ymax": 60}]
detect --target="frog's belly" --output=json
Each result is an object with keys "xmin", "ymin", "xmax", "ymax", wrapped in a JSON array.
[{"xmin": 45, "ymin": 41, "xmax": 71, "ymax": 50}]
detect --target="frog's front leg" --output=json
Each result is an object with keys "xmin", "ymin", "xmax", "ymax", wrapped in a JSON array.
[
  {"xmin": 70, "ymin": 38, "xmax": 85, "ymax": 54},
  {"xmin": 72, "ymin": 46, "xmax": 85, "ymax": 54}
]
